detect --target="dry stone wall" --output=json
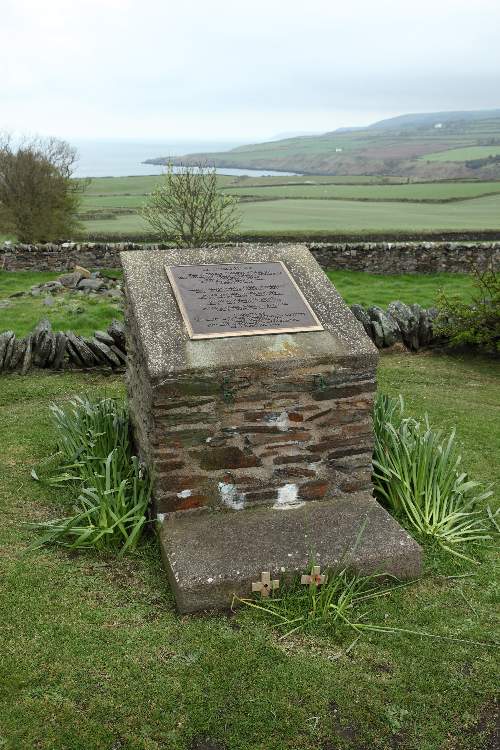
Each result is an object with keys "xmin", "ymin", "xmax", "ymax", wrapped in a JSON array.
[
  {"xmin": 0, "ymin": 300, "xmax": 445, "ymax": 373},
  {"xmin": 2, "ymin": 240, "xmax": 499, "ymax": 274}
]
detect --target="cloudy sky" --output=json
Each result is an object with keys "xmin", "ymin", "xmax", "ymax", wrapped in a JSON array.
[{"xmin": 2, "ymin": 0, "xmax": 499, "ymax": 143}]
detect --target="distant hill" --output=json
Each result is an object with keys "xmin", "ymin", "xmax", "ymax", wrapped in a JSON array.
[{"xmin": 145, "ymin": 108, "xmax": 500, "ymax": 179}]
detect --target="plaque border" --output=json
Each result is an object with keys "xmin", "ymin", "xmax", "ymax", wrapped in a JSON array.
[{"xmin": 165, "ymin": 261, "xmax": 324, "ymax": 340}]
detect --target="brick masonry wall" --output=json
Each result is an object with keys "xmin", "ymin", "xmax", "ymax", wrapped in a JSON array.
[
  {"xmin": 2, "ymin": 240, "xmax": 499, "ymax": 274},
  {"xmin": 132, "ymin": 363, "xmax": 376, "ymax": 516}
]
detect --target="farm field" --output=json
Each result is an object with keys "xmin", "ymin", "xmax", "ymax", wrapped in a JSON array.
[
  {"xmin": 79, "ymin": 186, "xmax": 500, "ymax": 238},
  {"xmin": 0, "ymin": 270, "xmax": 476, "ymax": 336},
  {"xmin": 1, "ymin": 353, "xmax": 498, "ymax": 749},
  {"xmin": 424, "ymin": 145, "xmax": 500, "ymax": 162},
  {"xmin": 75, "ymin": 173, "xmax": 500, "ymax": 239}
]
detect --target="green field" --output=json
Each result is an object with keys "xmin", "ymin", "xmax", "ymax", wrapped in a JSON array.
[
  {"xmin": 424, "ymin": 146, "xmax": 500, "ymax": 162},
  {"xmin": 223, "ymin": 181, "xmax": 500, "ymax": 201},
  {"xmin": 70, "ymin": 173, "xmax": 500, "ymax": 239},
  {"xmin": 80, "ymin": 189, "xmax": 500, "ymax": 237},
  {"xmin": 1, "ymin": 354, "xmax": 498, "ymax": 749}
]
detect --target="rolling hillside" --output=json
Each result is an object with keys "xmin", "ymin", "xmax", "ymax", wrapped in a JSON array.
[{"xmin": 145, "ymin": 109, "xmax": 500, "ymax": 179}]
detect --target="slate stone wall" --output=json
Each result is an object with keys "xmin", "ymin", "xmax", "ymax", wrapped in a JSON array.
[
  {"xmin": 128, "ymin": 359, "xmax": 376, "ymax": 516},
  {"xmin": 309, "ymin": 241, "xmax": 500, "ymax": 273},
  {"xmin": 2, "ymin": 240, "xmax": 499, "ymax": 274}
]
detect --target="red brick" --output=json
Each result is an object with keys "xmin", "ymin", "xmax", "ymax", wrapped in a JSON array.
[{"xmin": 298, "ymin": 480, "xmax": 329, "ymax": 500}]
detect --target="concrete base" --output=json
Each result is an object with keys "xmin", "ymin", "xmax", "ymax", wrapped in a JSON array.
[{"xmin": 159, "ymin": 493, "xmax": 422, "ymax": 613}]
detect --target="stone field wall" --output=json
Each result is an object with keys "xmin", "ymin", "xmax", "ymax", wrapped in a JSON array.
[
  {"xmin": 0, "ymin": 300, "xmax": 451, "ymax": 374},
  {"xmin": 2, "ymin": 240, "xmax": 499, "ymax": 274}
]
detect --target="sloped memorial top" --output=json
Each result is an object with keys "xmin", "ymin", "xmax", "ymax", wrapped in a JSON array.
[{"xmin": 120, "ymin": 244, "xmax": 377, "ymax": 381}]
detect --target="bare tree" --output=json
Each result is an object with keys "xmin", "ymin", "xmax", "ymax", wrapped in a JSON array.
[
  {"xmin": 0, "ymin": 134, "xmax": 86, "ymax": 242},
  {"xmin": 142, "ymin": 163, "xmax": 241, "ymax": 247}
]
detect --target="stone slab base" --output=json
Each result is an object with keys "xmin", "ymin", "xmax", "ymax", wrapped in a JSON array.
[{"xmin": 159, "ymin": 493, "xmax": 422, "ymax": 613}]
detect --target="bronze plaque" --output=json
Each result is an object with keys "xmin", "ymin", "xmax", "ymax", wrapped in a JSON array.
[{"xmin": 166, "ymin": 261, "xmax": 324, "ymax": 339}]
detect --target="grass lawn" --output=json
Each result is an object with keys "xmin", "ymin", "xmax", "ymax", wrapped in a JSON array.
[
  {"xmin": 0, "ymin": 353, "xmax": 498, "ymax": 750},
  {"xmin": 328, "ymin": 271, "xmax": 475, "ymax": 308},
  {"xmin": 0, "ymin": 271, "xmax": 123, "ymax": 337}
]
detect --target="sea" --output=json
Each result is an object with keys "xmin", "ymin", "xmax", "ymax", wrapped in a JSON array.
[{"xmin": 72, "ymin": 139, "xmax": 299, "ymax": 178}]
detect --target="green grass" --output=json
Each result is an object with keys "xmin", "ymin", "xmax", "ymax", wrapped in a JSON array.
[
  {"xmin": 327, "ymin": 271, "xmax": 475, "ymax": 308},
  {"xmin": 77, "ymin": 174, "xmax": 500, "ymax": 235},
  {"xmin": 0, "ymin": 271, "xmax": 123, "ymax": 337},
  {"xmin": 236, "ymin": 194, "xmax": 500, "ymax": 233},
  {"xmin": 0, "ymin": 353, "xmax": 498, "ymax": 749},
  {"xmin": 424, "ymin": 146, "xmax": 500, "ymax": 162},
  {"xmin": 223, "ymin": 181, "xmax": 500, "ymax": 202}
]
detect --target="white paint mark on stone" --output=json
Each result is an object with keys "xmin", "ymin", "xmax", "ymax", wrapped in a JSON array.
[
  {"xmin": 273, "ymin": 483, "xmax": 304, "ymax": 510},
  {"xmin": 267, "ymin": 411, "xmax": 291, "ymax": 432},
  {"xmin": 218, "ymin": 481, "xmax": 245, "ymax": 510},
  {"xmin": 177, "ymin": 489, "xmax": 192, "ymax": 499}
]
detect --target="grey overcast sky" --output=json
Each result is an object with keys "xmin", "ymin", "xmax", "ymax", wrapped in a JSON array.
[{"xmin": 1, "ymin": 0, "xmax": 499, "ymax": 142}]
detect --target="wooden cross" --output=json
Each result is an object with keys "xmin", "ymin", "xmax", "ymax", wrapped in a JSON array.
[
  {"xmin": 301, "ymin": 566, "xmax": 327, "ymax": 587},
  {"xmin": 252, "ymin": 571, "xmax": 279, "ymax": 597}
]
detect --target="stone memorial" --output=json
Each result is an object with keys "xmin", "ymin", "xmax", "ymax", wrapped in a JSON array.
[{"xmin": 121, "ymin": 244, "xmax": 422, "ymax": 612}]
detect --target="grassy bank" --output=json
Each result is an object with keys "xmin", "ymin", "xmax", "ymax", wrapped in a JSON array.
[{"xmin": 0, "ymin": 353, "xmax": 498, "ymax": 749}]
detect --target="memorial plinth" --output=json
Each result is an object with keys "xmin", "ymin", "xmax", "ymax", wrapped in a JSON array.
[{"xmin": 121, "ymin": 244, "xmax": 422, "ymax": 612}]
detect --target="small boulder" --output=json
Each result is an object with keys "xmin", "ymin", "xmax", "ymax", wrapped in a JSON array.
[
  {"xmin": 74, "ymin": 265, "xmax": 91, "ymax": 279},
  {"xmin": 77, "ymin": 278, "xmax": 105, "ymax": 292},
  {"xmin": 58, "ymin": 271, "xmax": 84, "ymax": 288}
]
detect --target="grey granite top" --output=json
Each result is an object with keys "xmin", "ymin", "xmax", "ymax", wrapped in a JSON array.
[{"xmin": 121, "ymin": 244, "xmax": 378, "ymax": 382}]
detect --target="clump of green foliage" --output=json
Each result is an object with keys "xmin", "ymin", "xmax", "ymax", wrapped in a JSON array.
[
  {"xmin": 372, "ymin": 394, "xmax": 493, "ymax": 560},
  {"xmin": 29, "ymin": 396, "xmax": 151, "ymax": 555},
  {"xmin": 142, "ymin": 163, "xmax": 240, "ymax": 247},
  {"xmin": 0, "ymin": 134, "xmax": 86, "ymax": 242},
  {"xmin": 435, "ymin": 265, "xmax": 500, "ymax": 353}
]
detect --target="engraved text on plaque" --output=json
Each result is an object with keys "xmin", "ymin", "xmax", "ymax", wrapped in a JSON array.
[{"xmin": 166, "ymin": 261, "xmax": 324, "ymax": 339}]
